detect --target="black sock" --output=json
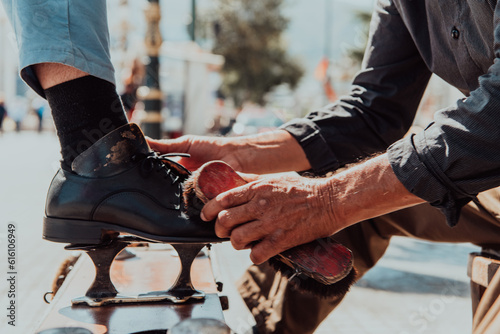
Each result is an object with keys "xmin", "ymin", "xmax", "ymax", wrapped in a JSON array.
[{"xmin": 44, "ymin": 76, "xmax": 129, "ymax": 169}]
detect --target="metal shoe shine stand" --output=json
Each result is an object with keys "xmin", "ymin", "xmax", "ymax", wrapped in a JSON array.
[{"xmin": 66, "ymin": 236, "xmax": 208, "ymax": 307}]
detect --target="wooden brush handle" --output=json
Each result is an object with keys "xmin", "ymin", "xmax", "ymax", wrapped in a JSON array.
[{"xmin": 194, "ymin": 161, "xmax": 247, "ymax": 203}]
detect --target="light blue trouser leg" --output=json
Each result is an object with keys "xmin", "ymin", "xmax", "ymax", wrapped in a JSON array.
[{"xmin": 1, "ymin": 0, "xmax": 115, "ymax": 97}]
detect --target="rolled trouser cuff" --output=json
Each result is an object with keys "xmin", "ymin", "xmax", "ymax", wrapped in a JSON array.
[{"xmin": 5, "ymin": 0, "xmax": 115, "ymax": 97}]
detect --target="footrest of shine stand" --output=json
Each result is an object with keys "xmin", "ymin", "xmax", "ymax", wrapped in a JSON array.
[
  {"xmin": 69, "ymin": 238, "xmax": 210, "ymax": 306},
  {"xmin": 72, "ymin": 290, "xmax": 205, "ymax": 307}
]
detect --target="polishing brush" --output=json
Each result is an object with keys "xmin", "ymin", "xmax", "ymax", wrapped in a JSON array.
[{"xmin": 183, "ymin": 160, "xmax": 357, "ymax": 298}]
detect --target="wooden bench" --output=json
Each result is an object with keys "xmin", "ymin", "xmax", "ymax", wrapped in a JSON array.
[{"xmin": 36, "ymin": 244, "xmax": 230, "ymax": 333}]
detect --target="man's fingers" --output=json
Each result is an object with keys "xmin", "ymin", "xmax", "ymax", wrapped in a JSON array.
[
  {"xmin": 238, "ymin": 172, "xmax": 261, "ymax": 183},
  {"xmin": 212, "ymin": 198, "xmax": 263, "ymax": 238},
  {"xmin": 249, "ymin": 236, "xmax": 287, "ymax": 265},
  {"xmin": 146, "ymin": 136, "xmax": 206, "ymax": 170},
  {"xmin": 176, "ymin": 157, "xmax": 205, "ymax": 171},
  {"xmin": 146, "ymin": 137, "xmax": 171, "ymax": 152},
  {"xmin": 201, "ymin": 184, "xmax": 253, "ymax": 221},
  {"xmin": 146, "ymin": 136, "xmax": 192, "ymax": 154},
  {"xmin": 214, "ymin": 210, "xmax": 237, "ymax": 238},
  {"xmin": 229, "ymin": 220, "xmax": 268, "ymax": 250}
]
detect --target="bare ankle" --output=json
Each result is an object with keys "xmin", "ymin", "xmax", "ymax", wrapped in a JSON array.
[{"xmin": 33, "ymin": 63, "xmax": 88, "ymax": 89}]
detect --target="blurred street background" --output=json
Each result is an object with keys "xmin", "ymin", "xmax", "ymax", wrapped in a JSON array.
[{"xmin": 0, "ymin": 0, "xmax": 480, "ymax": 333}]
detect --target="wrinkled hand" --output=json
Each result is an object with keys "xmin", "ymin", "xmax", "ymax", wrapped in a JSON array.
[
  {"xmin": 201, "ymin": 174, "xmax": 338, "ymax": 264},
  {"xmin": 147, "ymin": 135, "xmax": 243, "ymax": 171}
]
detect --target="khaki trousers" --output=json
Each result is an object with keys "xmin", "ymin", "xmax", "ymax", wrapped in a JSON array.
[{"xmin": 237, "ymin": 187, "xmax": 500, "ymax": 334}]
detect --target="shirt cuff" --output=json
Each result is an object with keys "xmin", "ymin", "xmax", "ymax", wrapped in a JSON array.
[
  {"xmin": 280, "ymin": 118, "xmax": 340, "ymax": 175},
  {"xmin": 387, "ymin": 133, "xmax": 475, "ymax": 227}
]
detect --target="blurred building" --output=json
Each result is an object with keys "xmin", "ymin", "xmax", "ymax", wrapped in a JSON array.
[{"xmin": 0, "ymin": 0, "xmax": 465, "ymax": 135}]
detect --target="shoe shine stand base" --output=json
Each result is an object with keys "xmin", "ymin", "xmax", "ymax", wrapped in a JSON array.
[
  {"xmin": 35, "ymin": 236, "xmax": 228, "ymax": 334},
  {"xmin": 66, "ymin": 236, "xmax": 210, "ymax": 307}
]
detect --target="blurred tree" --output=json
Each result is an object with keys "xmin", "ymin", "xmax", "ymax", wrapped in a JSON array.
[
  {"xmin": 200, "ymin": 0, "xmax": 304, "ymax": 108},
  {"xmin": 346, "ymin": 11, "xmax": 372, "ymax": 65}
]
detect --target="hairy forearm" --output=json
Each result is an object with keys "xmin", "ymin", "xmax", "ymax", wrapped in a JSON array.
[
  {"xmin": 232, "ymin": 129, "xmax": 311, "ymax": 174},
  {"xmin": 318, "ymin": 153, "xmax": 425, "ymax": 233}
]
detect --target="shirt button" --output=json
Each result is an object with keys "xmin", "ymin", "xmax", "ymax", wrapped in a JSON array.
[{"xmin": 451, "ymin": 27, "xmax": 460, "ymax": 39}]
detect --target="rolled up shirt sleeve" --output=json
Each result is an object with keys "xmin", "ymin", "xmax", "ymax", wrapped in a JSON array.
[
  {"xmin": 282, "ymin": 118, "xmax": 340, "ymax": 175},
  {"xmin": 389, "ymin": 67, "xmax": 500, "ymax": 226},
  {"xmin": 387, "ymin": 1, "xmax": 500, "ymax": 227}
]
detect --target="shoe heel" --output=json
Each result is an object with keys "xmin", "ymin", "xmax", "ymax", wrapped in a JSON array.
[{"xmin": 43, "ymin": 217, "xmax": 113, "ymax": 244}]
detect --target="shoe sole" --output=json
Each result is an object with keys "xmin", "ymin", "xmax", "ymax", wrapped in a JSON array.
[{"xmin": 43, "ymin": 216, "xmax": 226, "ymax": 245}]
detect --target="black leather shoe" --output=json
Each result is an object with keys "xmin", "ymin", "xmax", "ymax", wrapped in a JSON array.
[{"xmin": 43, "ymin": 123, "xmax": 223, "ymax": 244}]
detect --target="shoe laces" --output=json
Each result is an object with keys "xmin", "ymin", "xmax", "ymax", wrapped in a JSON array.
[{"xmin": 132, "ymin": 152, "xmax": 191, "ymax": 184}]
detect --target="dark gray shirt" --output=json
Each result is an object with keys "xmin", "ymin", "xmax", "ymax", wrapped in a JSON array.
[{"xmin": 282, "ymin": 0, "xmax": 500, "ymax": 226}]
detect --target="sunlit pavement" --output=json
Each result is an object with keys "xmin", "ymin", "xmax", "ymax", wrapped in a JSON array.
[
  {"xmin": 317, "ymin": 238, "xmax": 477, "ymax": 334},
  {"xmin": 0, "ymin": 130, "xmax": 479, "ymax": 333},
  {"xmin": 0, "ymin": 130, "xmax": 69, "ymax": 334}
]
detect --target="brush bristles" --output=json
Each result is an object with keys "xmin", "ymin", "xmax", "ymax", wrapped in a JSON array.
[
  {"xmin": 268, "ymin": 256, "xmax": 358, "ymax": 298},
  {"xmin": 183, "ymin": 174, "xmax": 206, "ymax": 218}
]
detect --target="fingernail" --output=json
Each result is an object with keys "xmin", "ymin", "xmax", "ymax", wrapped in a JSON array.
[{"xmin": 200, "ymin": 212, "xmax": 208, "ymax": 221}]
